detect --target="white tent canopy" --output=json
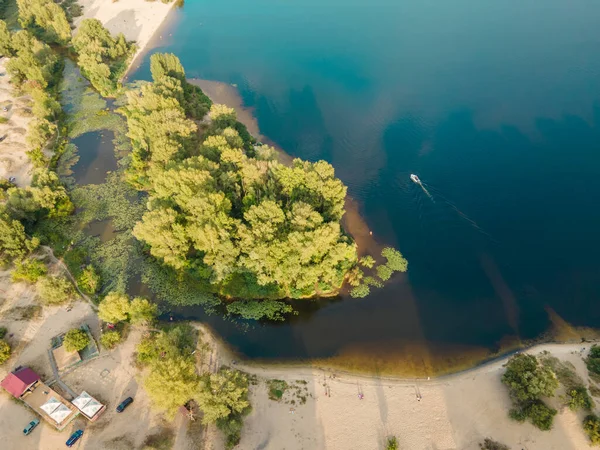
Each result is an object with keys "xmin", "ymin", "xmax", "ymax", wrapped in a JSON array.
[
  {"xmin": 40, "ymin": 397, "xmax": 61, "ymax": 415},
  {"xmin": 49, "ymin": 403, "xmax": 72, "ymax": 424},
  {"xmin": 72, "ymin": 391, "xmax": 104, "ymax": 418},
  {"xmin": 72, "ymin": 391, "xmax": 92, "ymax": 409}
]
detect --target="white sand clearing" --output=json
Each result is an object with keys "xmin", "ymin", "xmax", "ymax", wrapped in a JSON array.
[
  {"xmin": 0, "ymin": 58, "xmax": 34, "ymax": 188},
  {"xmin": 199, "ymin": 320, "xmax": 599, "ymax": 450},
  {"xmin": 75, "ymin": 0, "xmax": 178, "ymax": 70}
]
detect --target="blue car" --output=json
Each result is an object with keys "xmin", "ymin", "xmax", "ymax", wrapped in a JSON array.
[
  {"xmin": 66, "ymin": 430, "xmax": 83, "ymax": 447},
  {"xmin": 116, "ymin": 396, "xmax": 133, "ymax": 413},
  {"xmin": 23, "ymin": 419, "xmax": 40, "ymax": 435}
]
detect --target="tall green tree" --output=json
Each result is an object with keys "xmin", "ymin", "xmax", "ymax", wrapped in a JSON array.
[
  {"xmin": 17, "ymin": 0, "xmax": 71, "ymax": 45},
  {"xmin": 72, "ymin": 19, "xmax": 135, "ymax": 96}
]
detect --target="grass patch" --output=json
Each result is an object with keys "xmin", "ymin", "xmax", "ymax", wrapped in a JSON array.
[
  {"xmin": 267, "ymin": 379, "xmax": 288, "ymax": 401},
  {"xmin": 540, "ymin": 353, "xmax": 583, "ymax": 389},
  {"xmin": 590, "ymin": 384, "xmax": 600, "ymax": 398},
  {"xmin": 142, "ymin": 427, "xmax": 175, "ymax": 450},
  {"xmin": 5, "ymin": 305, "xmax": 43, "ymax": 321}
]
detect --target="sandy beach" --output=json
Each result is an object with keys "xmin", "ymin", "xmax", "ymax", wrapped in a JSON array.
[
  {"xmin": 74, "ymin": 0, "xmax": 178, "ymax": 73},
  {"xmin": 198, "ymin": 323, "xmax": 598, "ymax": 450}
]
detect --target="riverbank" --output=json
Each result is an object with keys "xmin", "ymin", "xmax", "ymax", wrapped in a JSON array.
[
  {"xmin": 198, "ymin": 322, "xmax": 598, "ymax": 449},
  {"xmin": 74, "ymin": 0, "xmax": 178, "ymax": 76}
]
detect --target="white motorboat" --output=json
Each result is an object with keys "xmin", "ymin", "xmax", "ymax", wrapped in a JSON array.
[{"xmin": 410, "ymin": 174, "xmax": 421, "ymax": 184}]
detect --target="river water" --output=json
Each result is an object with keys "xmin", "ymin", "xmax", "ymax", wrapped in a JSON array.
[{"xmin": 126, "ymin": 0, "xmax": 600, "ymax": 373}]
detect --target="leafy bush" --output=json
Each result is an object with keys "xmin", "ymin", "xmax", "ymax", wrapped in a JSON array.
[
  {"xmin": 226, "ymin": 300, "xmax": 294, "ymax": 321},
  {"xmin": 350, "ymin": 284, "xmax": 370, "ymax": 298},
  {"xmin": 77, "ymin": 264, "xmax": 100, "ymax": 295},
  {"xmin": 359, "ymin": 255, "xmax": 375, "ymax": 268},
  {"xmin": 36, "ymin": 275, "xmax": 73, "ymax": 304},
  {"xmin": 479, "ymin": 438, "xmax": 509, "ymax": 450},
  {"xmin": 381, "ymin": 247, "xmax": 408, "ymax": 272},
  {"xmin": 267, "ymin": 379, "xmax": 288, "ymax": 401},
  {"xmin": 587, "ymin": 345, "xmax": 600, "ymax": 376},
  {"xmin": 129, "ymin": 297, "xmax": 158, "ymax": 325},
  {"xmin": 63, "ymin": 328, "xmax": 90, "ymax": 352},
  {"xmin": 0, "ymin": 327, "xmax": 6, "ymax": 338},
  {"xmin": 376, "ymin": 264, "xmax": 393, "ymax": 281},
  {"xmin": 508, "ymin": 407, "xmax": 527, "ymax": 423},
  {"xmin": 98, "ymin": 292, "xmax": 130, "ymax": 323},
  {"xmin": 0, "ymin": 339, "xmax": 11, "ymax": 364},
  {"xmin": 11, "ymin": 258, "xmax": 47, "ymax": 283},
  {"xmin": 584, "ymin": 414, "xmax": 600, "ymax": 445},
  {"xmin": 100, "ymin": 330, "xmax": 121, "ymax": 349},
  {"xmin": 386, "ymin": 436, "xmax": 399, "ymax": 450},
  {"xmin": 524, "ymin": 400, "xmax": 557, "ymax": 431},
  {"xmin": 502, "ymin": 354, "xmax": 558, "ymax": 402},
  {"xmin": 567, "ymin": 386, "xmax": 595, "ymax": 411}
]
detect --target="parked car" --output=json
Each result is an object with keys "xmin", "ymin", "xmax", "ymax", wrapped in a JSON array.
[
  {"xmin": 116, "ymin": 396, "xmax": 133, "ymax": 413},
  {"xmin": 23, "ymin": 419, "xmax": 40, "ymax": 436},
  {"xmin": 66, "ymin": 430, "xmax": 83, "ymax": 447}
]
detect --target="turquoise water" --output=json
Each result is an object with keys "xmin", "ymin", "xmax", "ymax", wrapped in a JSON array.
[{"xmin": 134, "ymin": 0, "xmax": 600, "ymax": 365}]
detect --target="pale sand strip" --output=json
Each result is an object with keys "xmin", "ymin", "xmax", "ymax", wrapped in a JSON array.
[
  {"xmin": 199, "ymin": 321, "xmax": 597, "ymax": 450},
  {"xmin": 0, "ymin": 58, "xmax": 34, "ymax": 188},
  {"xmin": 74, "ymin": 0, "xmax": 178, "ymax": 71}
]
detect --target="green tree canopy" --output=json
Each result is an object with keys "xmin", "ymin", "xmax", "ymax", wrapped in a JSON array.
[
  {"xmin": 98, "ymin": 291, "xmax": 130, "ymax": 323},
  {"xmin": 0, "ymin": 207, "xmax": 39, "ymax": 263},
  {"xmin": 17, "ymin": 0, "xmax": 71, "ymax": 45},
  {"xmin": 100, "ymin": 330, "xmax": 121, "ymax": 349},
  {"xmin": 6, "ymin": 30, "xmax": 60, "ymax": 88},
  {"xmin": 72, "ymin": 19, "xmax": 135, "ymax": 96},
  {"xmin": 584, "ymin": 415, "xmax": 600, "ymax": 445},
  {"xmin": 502, "ymin": 354, "xmax": 558, "ymax": 403},
  {"xmin": 0, "ymin": 339, "xmax": 11, "ymax": 364},
  {"xmin": 63, "ymin": 328, "xmax": 89, "ymax": 352},
  {"xmin": 11, "ymin": 258, "xmax": 47, "ymax": 283},
  {"xmin": 36, "ymin": 275, "xmax": 73, "ymax": 304},
  {"xmin": 196, "ymin": 369, "xmax": 250, "ymax": 424},
  {"xmin": 129, "ymin": 297, "xmax": 158, "ymax": 325}
]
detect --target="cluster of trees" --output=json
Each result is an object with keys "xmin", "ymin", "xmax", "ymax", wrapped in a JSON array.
[
  {"xmin": 136, "ymin": 325, "xmax": 251, "ymax": 448},
  {"xmin": 123, "ymin": 53, "xmax": 358, "ymax": 302},
  {"xmin": 502, "ymin": 353, "xmax": 558, "ymax": 430},
  {"xmin": 98, "ymin": 291, "xmax": 158, "ymax": 325},
  {"xmin": 347, "ymin": 247, "xmax": 408, "ymax": 298},
  {"xmin": 16, "ymin": 0, "xmax": 71, "ymax": 45},
  {"xmin": 63, "ymin": 328, "xmax": 90, "ymax": 352},
  {"xmin": 72, "ymin": 19, "xmax": 136, "ymax": 96},
  {"xmin": 0, "ymin": 20, "xmax": 62, "ymax": 165},
  {"xmin": 3, "ymin": 169, "xmax": 73, "ymax": 220}
]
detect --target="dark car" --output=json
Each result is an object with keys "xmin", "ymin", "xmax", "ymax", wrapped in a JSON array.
[
  {"xmin": 23, "ymin": 419, "xmax": 40, "ymax": 436},
  {"xmin": 66, "ymin": 429, "xmax": 83, "ymax": 447},
  {"xmin": 116, "ymin": 396, "xmax": 133, "ymax": 413}
]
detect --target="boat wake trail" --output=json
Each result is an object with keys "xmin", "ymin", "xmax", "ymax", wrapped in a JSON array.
[
  {"xmin": 410, "ymin": 174, "xmax": 497, "ymax": 243},
  {"xmin": 419, "ymin": 183, "xmax": 434, "ymax": 201}
]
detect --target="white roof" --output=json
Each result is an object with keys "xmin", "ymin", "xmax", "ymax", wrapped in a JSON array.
[
  {"xmin": 40, "ymin": 397, "xmax": 61, "ymax": 415},
  {"xmin": 72, "ymin": 391, "xmax": 104, "ymax": 418},
  {"xmin": 72, "ymin": 391, "xmax": 92, "ymax": 409},
  {"xmin": 49, "ymin": 403, "xmax": 72, "ymax": 424},
  {"xmin": 81, "ymin": 398, "xmax": 103, "ymax": 418}
]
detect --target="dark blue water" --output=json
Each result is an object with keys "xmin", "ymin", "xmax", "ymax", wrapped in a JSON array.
[{"xmin": 134, "ymin": 0, "xmax": 600, "ymax": 369}]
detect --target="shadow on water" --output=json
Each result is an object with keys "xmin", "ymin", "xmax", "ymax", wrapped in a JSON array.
[{"xmin": 71, "ymin": 131, "xmax": 117, "ymax": 185}]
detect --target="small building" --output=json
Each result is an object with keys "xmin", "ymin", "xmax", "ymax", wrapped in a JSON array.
[
  {"xmin": 0, "ymin": 366, "xmax": 39, "ymax": 397},
  {"xmin": 1, "ymin": 367, "xmax": 78, "ymax": 430},
  {"xmin": 72, "ymin": 391, "xmax": 106, "ymax": 421}
]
